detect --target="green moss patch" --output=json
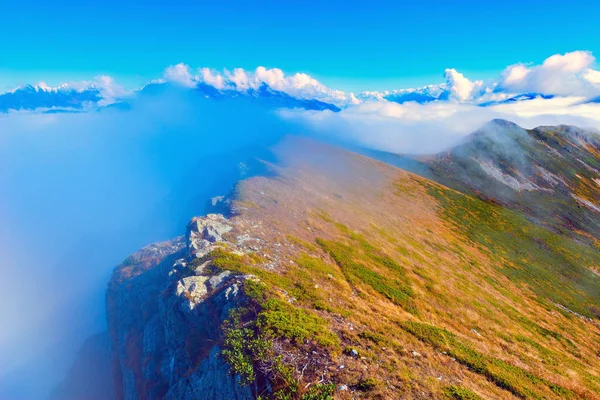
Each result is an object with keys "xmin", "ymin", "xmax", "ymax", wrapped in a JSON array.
[
  {"xmin": 401, "ymin": 321, "xmax": 572, "ymax": 399},
  {"xmin": 218, "ymin": 266, "xmax": 338, "ymax": 399},
  {"xmin": 317, "ymin": 237, "xmax": 415, "ymax": 313},
  {"xmin": 443, "ymin": 385, "xmax": 483, "ymax": 400}
]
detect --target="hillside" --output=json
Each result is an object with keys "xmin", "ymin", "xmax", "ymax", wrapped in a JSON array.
[
  {"xmin": 423, "ymin": 119, "xmax": 600, "ymax": 244},
  {"xmin": 107, "ymin": 133, "xmax": 600, "ymax": 399}
]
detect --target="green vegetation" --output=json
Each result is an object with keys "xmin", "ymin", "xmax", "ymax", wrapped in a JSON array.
[
  {"xmin": 424, "ymin": 181, "xmax": 600, "ymax": 319},
  {"xmin": 316, "ymin": 227, "xmax": 415, "ymax": 313},
  {"xmin": 286, "ymin": 235, "xmax": 319, "ymax": 253},
  {"xmin": 358, "ymin": 330, "xmax": 386, "ymax": 345},
  {"xmin": 222, "ymin": 306, "xmax": 270, "ymax": 385},
  {"xmin": 443, "ymin": 385, "xmax": 483, "ymax": 400},
  {"xmin": 299, "ymin": 384, "xmax": 335, "ymax": 400},
  {"xmin": 354, "ymin": 377, "xmax": 381, "ymax": 391},
  {"xmin": 258, "ymin": 298, "xmax": 340, "ymax": 347},
  {"xmin": 205, "ymin": 169, "xmax": 600, "ymax": 398},
  {"xmin": 401, "ymin": 321, "xmax": 573, "ymax": 399},
  {"xmin": 212, "ymin": 251, "xmax": 339, "ymax": 399}
]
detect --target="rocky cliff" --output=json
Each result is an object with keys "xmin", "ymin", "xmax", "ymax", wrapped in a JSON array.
[{"xmin": 107, "ymin": 214, "xmax": 257, "ymax": 400}]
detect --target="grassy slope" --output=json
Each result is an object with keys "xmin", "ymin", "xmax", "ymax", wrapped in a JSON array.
[{"xmin": 201, "ymin": 137, "xmax": 600, "ymax": 399}]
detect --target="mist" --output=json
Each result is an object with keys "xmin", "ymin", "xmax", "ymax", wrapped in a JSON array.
[
  {"xmin": 281, "ymin": 97, "xmax": 600, "ymax": 155},
  {"xmin": 0, "ymin": 89, "xmax": 290, "ymax": 399}
]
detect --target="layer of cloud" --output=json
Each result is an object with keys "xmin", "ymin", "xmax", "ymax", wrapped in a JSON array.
[
  {"xmin": 3, "ymin": 51, "xmax": 600, "ymax": 158},
  {"xmin": 281, "ymin": 96, "xmax": 600, "ymax": 154}
]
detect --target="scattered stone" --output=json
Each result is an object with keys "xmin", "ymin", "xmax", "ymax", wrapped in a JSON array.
[
  {"xmin": 176, "ymin": 276, "xmax": 209, "ymax": 310},
  {"xmin": 187, "ymin": 214, "xmax": 233, "ymax": 256},
  {"xmin": 169, "ymin": 258, "xmax": 188, "ymax": 276},
  {"xmin": 236, "ymin": 234, "xmax": 253, "ymax": 245},
  {"xmin": 471, "ymin": 329, "xmax": 483, "ymax": 337},
  {"xmin": 554, "ymin": 302, "xmax": 594, "ymax": 322},
  {"xmin": 207, "ymin": 271, "xmax": 232, "ymax": 291}
]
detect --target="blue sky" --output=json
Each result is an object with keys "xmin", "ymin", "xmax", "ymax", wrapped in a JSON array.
[{"xmin": 1, "ymin": 0, "xmax": 599, "ymax": 91}]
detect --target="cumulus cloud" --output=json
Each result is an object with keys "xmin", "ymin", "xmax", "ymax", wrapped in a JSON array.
[
  {"xmin": 6, "ymin": 50, "xmax": 600, "ymax": 112},
  {"xmin": 163, "ymin": 63, "xmax": 197, "ymax": 88},
  {"xmin": 360, "ymin": 51, "xmax": 600, "ymax": 105},
  {"xmin": 155, "ymin": 55, "xmax": 600, "ymax": 156},
  {"xmin": 498, "ymin": 51, "xmax": 600, "ymax": 97},
  {"xmin": 199, "ymin": 67, "xmax": 226, "ymax": 89},
  {"xmin": 162, "ymin": 64, "xmax": 360, "ymax": 106},
  {"xmin": 444, "ymin": 68, "xmax": 487, "ymax": 101}
]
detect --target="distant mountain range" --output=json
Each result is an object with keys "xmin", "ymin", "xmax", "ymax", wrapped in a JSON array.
[
  {"xmin": 0, "ymin": 84, "xmax": 102, "ymax": 112},
  {"xmin": 0, "ymin": 78, "xmax": 587, "ymax": 113},
  {"xmin": 0, "ymin": 81, "xmax": 341, "ymax": 113}
]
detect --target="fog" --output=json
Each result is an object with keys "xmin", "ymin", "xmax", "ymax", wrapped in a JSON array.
[
  {"xmin": 281, "ymin": 97, "xmax": 600, "ymax": 155},
  {"xmin": 2, "ymin": 86, "xmax": 600, "ymax": 399},
  {"xmin": 0, "ymin": 89, "xmax": 289, "ymax": 399}
]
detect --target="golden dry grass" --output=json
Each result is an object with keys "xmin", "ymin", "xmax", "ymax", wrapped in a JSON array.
[{"xmin": 220, "ymin": 137, "xmax": 600, "ymax": 399}]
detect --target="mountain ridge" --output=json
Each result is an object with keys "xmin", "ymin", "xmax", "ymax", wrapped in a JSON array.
[{"xmin": 101, "ymin": 129, "xmax": 600, "ymax": 399}]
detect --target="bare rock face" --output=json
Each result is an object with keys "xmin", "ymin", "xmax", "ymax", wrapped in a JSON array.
[
  {"xmin": 187, "ymin": 213, "xmax": 233, "ymax": 256},
  {"xmin": 106, "ymin": 214, "xmax": 253, "ymax": 400}
]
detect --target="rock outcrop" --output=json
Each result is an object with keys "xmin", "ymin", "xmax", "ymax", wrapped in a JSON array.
[{"xmin": 107, "ymin": 213, "xmax": 253, "ymax": 400}]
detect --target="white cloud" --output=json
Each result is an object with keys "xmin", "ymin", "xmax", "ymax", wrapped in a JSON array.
[
  {"xmin": 444, "ymin": 68, "xmax": 486, "ymax": 101},
  {"xmin": 161, "ymin": 64, "xmax": 359, "ymax": 106},
  {"xmin": 358, "ymin": 51, "xmax": 600, "ymax": 105},
  {"xmin": 91, "ymin": 76, "xmax": 130, "ymax": 105},
  {"xmin": 163, "ymin": 63, "xmax": 197, "ymax": 88},
  {"xmin": 198, "ymin": 68, "xmax": 225, "ymax": 89},
  {"xmin": 498, "ymin": 51, "xmax": 600, "ymax": 97},
  {"xmin": 282, "ymin": 94, "xmax": 600, "ymax": 155},
  {"xmin": 544, "ymin": 51, "xmax": 594, "ymax": 72},
  {"xmin": 281, "ymin": 101, "xmax": 495, "ymax": 154},
  {"xmin": 583, "ymin": 69, "xmax": 600, "ymax": 84},
  {"xmin": 5, "ymin": 50, "xmax": 600, "ymax": 125},
  {"xmin": 6, "ymin": 76, "xmax": 131, "ymax": 107}
]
